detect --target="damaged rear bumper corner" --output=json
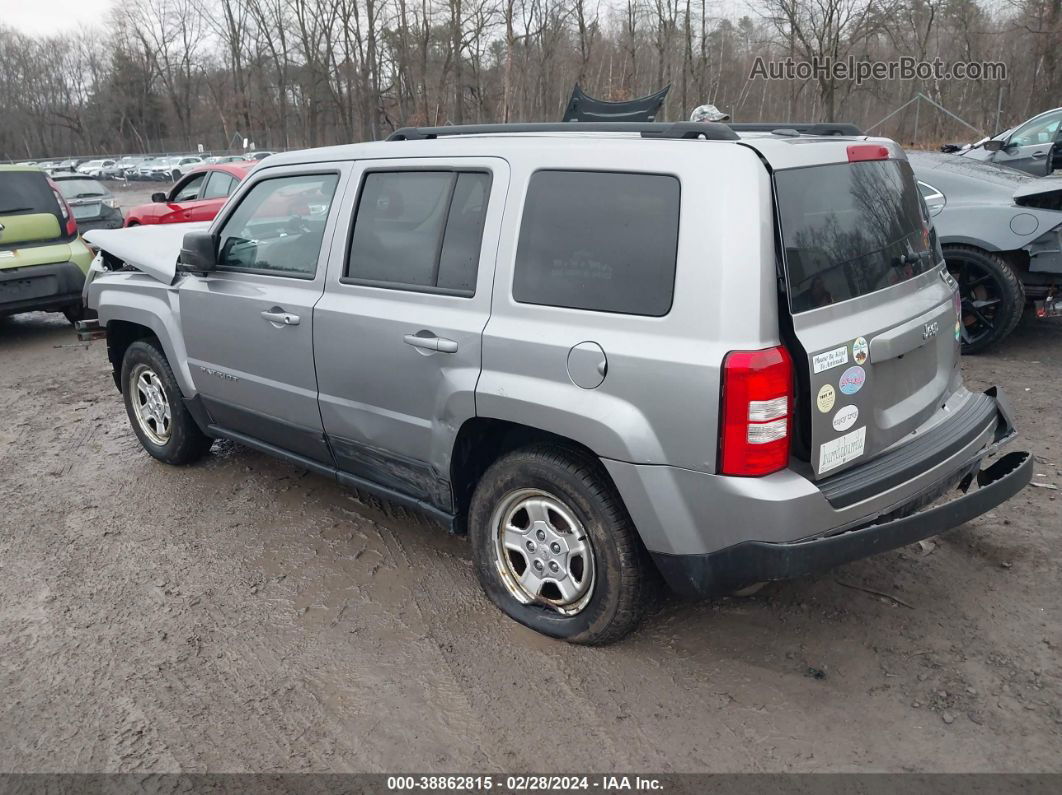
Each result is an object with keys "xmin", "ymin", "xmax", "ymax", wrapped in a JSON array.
[{"xmin": 651, "ymin": 450, "xmax": 1032, "ymax": 598}]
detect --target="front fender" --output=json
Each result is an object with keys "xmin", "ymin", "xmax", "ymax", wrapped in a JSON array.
[{"xmin": 89, "ymin": 273, "xmax": 196, "ymax": 398}]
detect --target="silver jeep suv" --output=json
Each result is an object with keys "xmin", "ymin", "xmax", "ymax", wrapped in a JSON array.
[{"xmin": 80, "ymin": 122, "xmax": 1032, "ymax": 644}]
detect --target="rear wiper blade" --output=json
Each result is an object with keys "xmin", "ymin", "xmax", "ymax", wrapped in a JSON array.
[
  {"xmin": 74, "ymin": 193, "xmax": 104, "ymax": 198},
  {"xmin": 0, "ymin": 206, "xmax": 33, "ymax": 213}
]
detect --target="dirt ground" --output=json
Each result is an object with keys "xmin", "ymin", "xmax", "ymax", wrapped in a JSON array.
[{"xmin": 1, "ymin": 302, "xmax": 1060, "ymax": 773}]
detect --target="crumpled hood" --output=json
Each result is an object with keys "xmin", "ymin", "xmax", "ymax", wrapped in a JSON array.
[{"xmin": 83, "ymin": 222, "xmax": 208, "ymax": 284}]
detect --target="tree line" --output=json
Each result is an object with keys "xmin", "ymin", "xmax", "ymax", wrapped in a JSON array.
[{"xmin": 0, "ymin": 0, "xmax": 1058, "ymax": 159}]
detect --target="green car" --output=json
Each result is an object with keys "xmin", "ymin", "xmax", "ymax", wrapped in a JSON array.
[{"xmin": 0, "ymin": 165, "xmax": 95, "ymax": 323}]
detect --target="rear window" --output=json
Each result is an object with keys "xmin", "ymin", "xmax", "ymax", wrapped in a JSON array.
[
  {"xmin": 775, "ymin": 159, "xmax": 935, "ymax": 314},
  {"xmin": 55, "ymin": 178, "xmax": 106, "ymax": 199},
  {"xmin": 513, "ymin": 170, "xmax": 680, "ymax": 316},
  {"xmin": 0, "ymin": 171, "xmax": 60, "ymax": 219}
]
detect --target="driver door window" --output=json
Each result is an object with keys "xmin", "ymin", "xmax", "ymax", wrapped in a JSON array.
[
  {"xmin": 173, "ymin": 174, "xmax": 206, "ymax": 202},
  {"xmin": 1011, "ymin": 112, "xmax": 1062, "ymax": 147},
  {"xmin": 216, "ymin": 173, "xmax": 339, "ymax": 278}
]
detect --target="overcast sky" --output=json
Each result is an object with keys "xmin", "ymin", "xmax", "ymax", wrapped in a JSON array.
[{"xmin": 1, "ymin": 0, "xmax": 111, "ymax": 35}]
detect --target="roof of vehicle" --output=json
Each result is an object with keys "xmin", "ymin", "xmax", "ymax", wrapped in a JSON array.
[
  {"xmin": 261, "ymin": 123, "xmax": 896, "ymax": 172},
  {"xmin": 185, "ymin": 162, "xmax": 253, "ymax": 179}
]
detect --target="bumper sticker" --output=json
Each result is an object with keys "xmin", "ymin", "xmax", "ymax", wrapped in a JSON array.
[
  {"xmin": 816, "ymin": 384, "xmax": 836, "ymax": 413},
  {"xmin": 838, "ymin": 365, "xmax": 866, "ymax": 395},
  {"xmin": 852, "ymin": 336, "xmax": 868, "ymax": 365},
  {"xmin": 813, "ymin": 345, "xmax": 848, "ymax": 373},
  {"xmin": 819, "ymin": 426, "xmax": 867, "ymax": 474},
  {"xmin": 832, "ymin": 404, "xmax": 859, "ymax": 432}
]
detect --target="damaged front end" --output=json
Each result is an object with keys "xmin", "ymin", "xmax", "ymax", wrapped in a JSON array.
[{"xmin": 1014, "ymin": 180, "xmax": 1062, "ymax": 316}]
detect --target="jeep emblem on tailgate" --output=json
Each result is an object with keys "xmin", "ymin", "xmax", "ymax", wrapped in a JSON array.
[{"xmin": 923, "ymin": 321, "xmax": 939, "ymax": 340}]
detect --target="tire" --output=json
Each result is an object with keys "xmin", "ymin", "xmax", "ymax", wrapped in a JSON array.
[
  {"xmin": 171, "ymin": 170, "xmax": 181, "ymax": 182},
  {"xmin": 121, "ymin": 339, "xmax": 212, "ymax": 465},
  {"xmin": 468, "ymin": 444, "xmax": 649, "ymax": 645},
  {"xmin": 944, "ymin": 244, "xmax": 1024, "ymax": 355}
]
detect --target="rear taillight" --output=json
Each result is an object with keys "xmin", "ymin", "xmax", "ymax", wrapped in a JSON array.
[
  {"xmin": 847, "ymin": 144, "xmax": 891, "ymax": 162},
  {"xmin": 719, "ymin": 345, "xmax": 794, "ymax": 476},
  {"xmin": 47, "ymin": 177, "xmax": 78, "ymax": 237}
]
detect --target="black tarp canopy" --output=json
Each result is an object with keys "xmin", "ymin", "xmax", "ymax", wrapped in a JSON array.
[{"xmin": 561, "ymin": 84, "xmax": 670, "ymax": 123}]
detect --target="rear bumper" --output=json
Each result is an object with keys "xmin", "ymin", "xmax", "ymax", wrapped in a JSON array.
[
  {"xmin": 603, "ymin": 385, "xmax": 1030, "ymax": 596},
  {"xmin": 0, "ymin": 261, "xmax": 87, "ymax": 316},
  {"xmin": 652, "ymin": 450, "xmax": 1032, "ymax": 597}
]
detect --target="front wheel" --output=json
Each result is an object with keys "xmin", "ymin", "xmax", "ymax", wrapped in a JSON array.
[
  {"xmin": 468, "ymin": 444, "xmax": 650, "ymax": 645},
  {"xmin": 121, "ymin": 340, "xmax": 213, "ymax": 465},
  {"xmin": 944, "ymin": 245, "xmax": 1025, "ymax": 354}
]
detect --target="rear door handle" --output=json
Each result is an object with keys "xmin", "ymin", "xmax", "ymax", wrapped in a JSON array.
[
  {"xmin": 261, "ymin": 310, "xmax": 300, "ymax": 326},
  {"xmin": 1032, "ymin": 151, "xmax": 1048, "ymax": 158},
  {"xmin": 404, "ymin": 333, "xmax": 458, "ymax": 353}
]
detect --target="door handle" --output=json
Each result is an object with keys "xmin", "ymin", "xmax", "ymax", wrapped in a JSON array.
[
  {"xmin": 404, "ymin": 333, "xmax": 458, "ymax": 353},
  {"xmin": 261, "ymin": 310, "xmax": 300, "ymax": 326},
  {"xmin": 1032, "ymin": 151, "xmax": 1047, "ymax": 158}
]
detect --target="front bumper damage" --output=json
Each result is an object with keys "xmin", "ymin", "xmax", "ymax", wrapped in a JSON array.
[{"xmin": 650, "ymin": 387, "xmax": 1032, "ymax": 598}]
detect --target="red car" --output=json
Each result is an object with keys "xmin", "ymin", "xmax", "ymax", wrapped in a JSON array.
[{"xmin": 124, "ymin": 163, "xmax": 252, "ymax": 226}]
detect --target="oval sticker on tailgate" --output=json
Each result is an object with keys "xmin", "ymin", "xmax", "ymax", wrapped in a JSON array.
[
  {"xmin": 838, "ymin": 366, "xmax": 866, "ymax": 395},
  {"xmin": 832, "ymin": 405, "xmax": 859, "ymax": 432}
]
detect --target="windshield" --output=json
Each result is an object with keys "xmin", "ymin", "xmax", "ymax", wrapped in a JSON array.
[
  {"xmin": 56, "ymin": 179, "xmax": 106, "ymax": 199},
  {"xmin": 775, "ymin": 159, "xmax": 939, "ymax": 314}
]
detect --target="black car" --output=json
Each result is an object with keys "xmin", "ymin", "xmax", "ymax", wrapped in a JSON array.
[{"xmin": 52, "ymin": 174, "xmax": 124, "ymax": 231}]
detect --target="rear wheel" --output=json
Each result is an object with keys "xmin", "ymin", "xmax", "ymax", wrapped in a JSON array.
[
  {"xmin": 944, "ymin": 244, "xmax": 1024, "ymax": 354},
  {"xmin": 468, "ymin": 444, "xmax": 650, "ymax": 645}
]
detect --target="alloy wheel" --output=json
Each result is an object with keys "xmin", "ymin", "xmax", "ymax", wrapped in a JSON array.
[
  {"xmin": 130, "ymin": 364, "xmax": 172, "ymax": 445},
  {"xmin": 491, "ymin": 489, "xmax": 596, "ymax": 616}
]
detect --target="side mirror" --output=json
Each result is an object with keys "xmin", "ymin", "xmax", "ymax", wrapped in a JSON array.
[
  {"xmin": 177, "ymin": 231, "xmax": 217, "ymax": 274},
  {"xmin": 983, "ymin": 139, "xmax": 1005, "ymax": 152},
  {"xmin": 151, "ymin": 192, "xmax": 168, "ymax": 203}
]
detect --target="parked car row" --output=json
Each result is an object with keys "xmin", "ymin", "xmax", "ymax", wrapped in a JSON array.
[{"xmin": 12, "ymin": 151, "xmax": 276, "ymax": 182}]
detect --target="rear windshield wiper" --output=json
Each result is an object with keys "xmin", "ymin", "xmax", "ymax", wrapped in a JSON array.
[
  {"xmin": 0, "ymin": 206, "xmax": 34, "ymax": 214},
  {"xmin": 74, "ymin": 193, "xmax": 104, "ymax": 198}
]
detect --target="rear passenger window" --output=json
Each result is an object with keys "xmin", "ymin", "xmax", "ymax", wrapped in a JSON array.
[
  {"xmin": 202, "ymin": 171, "xmax": 237, "ymax": 200},
  {"xmin": 346, "ymin": 170, "xmax": 491, "ymax": 296},
  {"xmin": 513, "ymin": 170, "xmax": 680, "ymax": 316}
]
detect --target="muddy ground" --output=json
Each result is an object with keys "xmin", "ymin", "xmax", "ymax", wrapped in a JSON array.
[{"xmin": 1, "ymin": 287, "xmax": 1060, "ymax": 771}]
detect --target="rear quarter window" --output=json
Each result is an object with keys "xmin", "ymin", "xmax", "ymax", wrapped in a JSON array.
[{"xmin": 513, "ymin": 170, "xmax": 680, "ymax": 316}]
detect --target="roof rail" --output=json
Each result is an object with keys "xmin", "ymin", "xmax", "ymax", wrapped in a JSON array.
[
  {"xmin": 728, "ymin": 122, "xmax": 864, "ymax": 136},
  {"xmin": 387, "ymin": 122, "xmax": 739, "ymax": 142}
]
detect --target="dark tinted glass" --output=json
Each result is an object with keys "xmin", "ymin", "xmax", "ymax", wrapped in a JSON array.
[
  {"xmin": 347, "ymin": 170, "xmax": 490, "ymax": 295},
  {"xmin": 775, "ymin": 159, "xmax": 934, "ymax": 314},
  {"xmin": 437, "ymin": 173, "xmax": 491, "ymax": 292},
  {"xmin": 0, "ymin": 171, "xmax": 60, "ymax": 219},
  {"xmin": 513, "ymin": 170, "xmax": 680, "ymax": 316},
  {"xmin": 348, "ymin": 171, "xmax": 452, "ymax": 288}
]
